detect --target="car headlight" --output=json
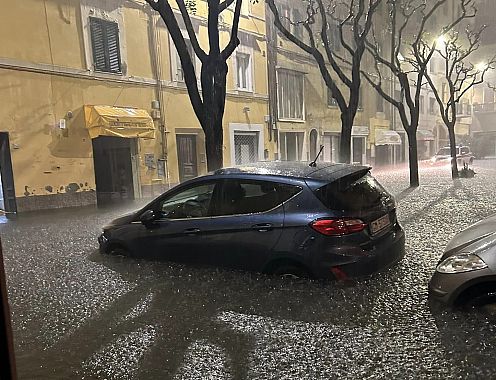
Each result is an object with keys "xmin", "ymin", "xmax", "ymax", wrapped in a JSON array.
[{"xmin": 436, "ymin": 253, "xmax": 488, "ymax": 274}]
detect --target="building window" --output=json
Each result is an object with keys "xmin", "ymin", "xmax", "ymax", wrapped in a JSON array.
[
  {"xmin": 328, "ymin": 22, "xmax": 341, "ymax": 52},
  {"xmin": 376, "ymin": 95, "xmax": 384, "ymax": 112},
  {"xmin": 236, "ymin": 52, "xmax": 252, "ymax": 91},
  {"xmin": 429, "ymin": 97, "xmax": 437, "ymax": 115},
  {"xmin": 174, "ymin": 38, "xmax": 195, "ymax": 82},
  {"xmin": 456, "ymin": 103, "xmax": 462, "ymax": 115},
  {"xmin": 229, "ymin": 0, "xmax": 250, "ymax": 16},
  {"xmin": 277, "ymin": 4, "xmax": 291, "ymax": 31},
  {"xmin": 89, "ymin": 17, "xmax": 122, "ymax": 74},
  {"xmin": 441, "ymin": 83, "xmax": 447, "ymax": 102},
  {"xmin": 278, "ymin": 70, "xmax": 304, "ymax": 120},
  {"xmin": 292, "ymin": 9, "xmax": 303, "ymax": 39},
  {"xmin": 322, "ymin": 134, "xmax": 340, "ymax": 163},
  {"xmin": 280, "ymin": 132, "xmax": 304, "ymax": 161},
  {"xmin": 327, "ymin": 87, "xmax": 338, "ymax": 107},
  {"xmin": 420, "ymin": 95, "xmax": 425, "ymax": 114}
]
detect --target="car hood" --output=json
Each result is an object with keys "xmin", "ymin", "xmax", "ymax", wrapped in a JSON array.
[
  {"xmin": 442, "ymin": 214, "xmax": 496, "ymax": 260},
  {"xmin": 103, "ymin": 211, "xmax": 139, "ymax": 229}
]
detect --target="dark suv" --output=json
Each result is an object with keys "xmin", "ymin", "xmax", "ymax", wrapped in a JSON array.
[{"xmin": 98, "ymin": 162, "xmax": 405, "ymax": 279}]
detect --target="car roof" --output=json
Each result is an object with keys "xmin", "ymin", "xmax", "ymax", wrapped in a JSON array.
[{"xmin": 213, "ymin": 161, "xmax": 370, "ymax": 182}]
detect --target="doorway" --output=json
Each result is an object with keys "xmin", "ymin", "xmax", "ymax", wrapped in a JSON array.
[
  {"xmin": 92, "ymin": 136, "xmax": 138, "ymax": 205},
  {"xmin": 177, "ymin": 134, "xmax": 198, "ymax": 182},
  {"xmin": 322, "ymin": 134, "xmax": 340, "ymax": 162},
  {"xmin": 352, "ymin": 136, "xmax": 366, "ymax": 164},
  {"xmin": 375, "ymin": 145, "xmax": 392, "ymax": 166},
  {"xmin": 280, "ymin": 132, "xmax": 304, "ymax": 161},
  {"xmin": 0, "ymin": 133, "xmax": 16, "ymax": 213},
  {"xmin": 234, "ymin": 132, "xmax": 259, "ymax": 165}
]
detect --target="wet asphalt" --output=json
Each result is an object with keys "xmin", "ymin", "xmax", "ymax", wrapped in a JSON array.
[{"xmin": 3, "ymin": 160, "xmax": 496, "ymax": 379}]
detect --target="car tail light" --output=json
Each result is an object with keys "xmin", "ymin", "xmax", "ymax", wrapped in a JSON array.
[{"xmin": 310, "ymin": 218, "xmax": 367, "ymax": 236}]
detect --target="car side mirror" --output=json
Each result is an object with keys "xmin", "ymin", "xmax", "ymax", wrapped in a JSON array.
[{"xmin": 139, "ymin": 210, "xmax": 156, "ymax": 225}]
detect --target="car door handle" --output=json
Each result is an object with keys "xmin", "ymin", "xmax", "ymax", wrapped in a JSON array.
[
  {"xmin": 252, "ymin": 223, "xmax": 273, "ymax": 232},
  {"xmin": 183, "ymin": 228, "xmax": 201, "ymax": 235}
]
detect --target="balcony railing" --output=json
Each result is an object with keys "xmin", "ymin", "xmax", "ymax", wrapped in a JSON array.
[{"xmin": 473, "ymin": 103, "xmax": 496, "ymax": 113}]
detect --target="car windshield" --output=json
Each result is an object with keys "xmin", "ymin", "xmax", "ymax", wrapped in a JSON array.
[{"xmin": 3, "ymin": 0, "xmax": 496, "ymax": 379}]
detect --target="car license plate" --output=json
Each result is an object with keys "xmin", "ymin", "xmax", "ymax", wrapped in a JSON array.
[{"xmin": 370, "ymin": 214, "xmax": 391, "ymax": 235}]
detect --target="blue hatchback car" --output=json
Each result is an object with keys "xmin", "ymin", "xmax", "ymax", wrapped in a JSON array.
[{"xmin": 98, "ymin": 162, "xmax": 405, "ymax": 279}]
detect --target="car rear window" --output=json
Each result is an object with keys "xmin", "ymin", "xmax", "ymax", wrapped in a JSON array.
[{"xmin": 314, "ymin": 173, "xmax": 390, "ymax": 211}]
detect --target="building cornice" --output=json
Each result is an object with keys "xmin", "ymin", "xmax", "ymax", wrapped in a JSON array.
[{"xmin": 0, "ymin": 57, "xmax": 268, "ymax": 101}]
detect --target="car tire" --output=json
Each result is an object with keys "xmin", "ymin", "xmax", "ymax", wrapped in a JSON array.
[
  {"xmin": 108, "ymin": 246, "xmax": 129, "ymax": 257},
  {"xmin": 456, "ymin": 283, "xmax": 496, "ymax": 308},
  {"xmin": 464, "ymin": 291, "xmax": 496, "ymax": 308},
  {"xmin": 272, "ymin": 265, "xmax": 309, "ymax": 279}
]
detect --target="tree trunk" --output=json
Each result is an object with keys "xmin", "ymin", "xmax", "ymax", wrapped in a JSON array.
[
  {"xmin": 204, "ymin": 126, "xmax": 223, "ymax": 172},
  {"xmin": 406, "ymin": 129, "xmax": 420, "ymax": 187},
  {"xmin": 447, "ymin": 124, "xmax": 459, "ymax": 180},
  {"xmin": 339, "ymin": 111, "xmax": 353, "ymax": 163},
  {"xmin": 200, "ymin": 58, "xmax": 228, "ymax": 172}
]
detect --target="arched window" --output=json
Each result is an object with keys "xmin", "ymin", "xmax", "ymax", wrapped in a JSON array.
[{"xmin": 310, "ymin": 129, "xmax": 318, "ymax": 160}]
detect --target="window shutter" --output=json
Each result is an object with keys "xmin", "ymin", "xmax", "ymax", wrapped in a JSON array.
[
  {"xmin": 90, "ymin": 17, "xmax": 122, "ymax": 74},
  {"xmin": 106, "ymin": 22, "xmax": 122, "ymax": 73},
  {"xmin": 90, "ymin": 18, "xmax": 106, "ymax": 71}
]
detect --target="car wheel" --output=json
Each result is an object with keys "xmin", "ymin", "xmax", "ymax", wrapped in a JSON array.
[
  {"xmin": 272, "ymin": 265, "xmax": 309, "ymax": 279},
  {"xmin": 108, "ymin": 246, "xmax": 129, "ymax": 256},
  {"xmin": 456, "ymin": 283, "xmax": 496, "ymax": 308},
  {"xmin": 464, "ymin": 291, "xmax": 496, "ymax": 308}
]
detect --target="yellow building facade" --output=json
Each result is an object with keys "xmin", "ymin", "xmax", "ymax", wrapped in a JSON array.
[{"xmin": 0, "ymin": 0, "xmax": 272, "ymax": 211}]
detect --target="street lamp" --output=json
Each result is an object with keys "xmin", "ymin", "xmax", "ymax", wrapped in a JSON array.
[
  {"xmin": 475, "ymin": 62, "xmax": 487, "ymax": 72},
  {"xmin": 436, "ymin": 35, "xmax": 447, "ymax": 48}
]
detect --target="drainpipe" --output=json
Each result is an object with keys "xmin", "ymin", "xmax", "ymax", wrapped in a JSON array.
[
  {"xmin": 265, "ymin": 2, "xmax": 279, "ymax": 157},
  {"xmin": 147, "ymin": 7, "xmax": 171, "ymax": 189}
]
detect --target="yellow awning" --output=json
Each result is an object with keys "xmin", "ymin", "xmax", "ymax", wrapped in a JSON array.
[
  {"xmin": 375, "ymin": 130, "xmax": 402, "ymax": 145},
  {"xmin": 84, "ymin": 105, "xmax": 156, "ymax": 139}
]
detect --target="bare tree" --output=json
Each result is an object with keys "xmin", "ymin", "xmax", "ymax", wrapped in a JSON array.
[
  {"xmin": 364, "ymin": 0, "xmax": 473, "ymax": 187},
  {"xmin": 266, "ymin": 0, "xmax": 382, "ymax": 163},
  {"xmin": 424, "ymin": 25, "xmax": 495, "ymax": 179},
  {"xmin": 145, "ymin": 0, "xmax": 242, "ymax": 171}
]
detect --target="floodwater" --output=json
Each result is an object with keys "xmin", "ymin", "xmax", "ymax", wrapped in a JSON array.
[{"xmin": 2, "ymin": 161, "xmax": 496, "ymax": 379}]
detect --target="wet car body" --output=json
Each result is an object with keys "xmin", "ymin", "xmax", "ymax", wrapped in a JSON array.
[
  {"xmin": 430, "ymin": 146, "xmax": 475, "ymax": 167},
  {"xmin": 98, "ymin": 162, "xmax": 405, "ymax": 279},
  {"xmin": 429, "ymin": 214, "xmax": 496, "ymax": 305}
]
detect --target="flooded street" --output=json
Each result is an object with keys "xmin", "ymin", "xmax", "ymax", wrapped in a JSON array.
[{"xmin": 3, "ymin": 161, "xmax": 496, "ymax": 379}]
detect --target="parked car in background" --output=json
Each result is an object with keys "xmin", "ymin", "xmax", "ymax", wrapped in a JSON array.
[
  {"xmin": 431, "ymin": 146, "xmax": 475, "ymax": 167},
  {"xmin": 429, "ymin": 214, "xmax": 496, "ymax": 306},
  {"xmin": 98, "ymin": 162, "xmax": 405, "ymax": 279}
]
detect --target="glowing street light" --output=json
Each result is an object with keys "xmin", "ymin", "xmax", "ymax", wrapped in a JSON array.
[
  {"xmin": 475, "ymin": 62, "xmax": 488, "ymax": 72},
  {"xmin": 436, "ymin": 35, "xmax": 447, "ymax": 48}
]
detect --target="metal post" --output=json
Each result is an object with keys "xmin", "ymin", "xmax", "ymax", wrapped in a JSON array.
[{"xmin": 0, "ymin": 237, "xmax": 16, "ymax": 379}]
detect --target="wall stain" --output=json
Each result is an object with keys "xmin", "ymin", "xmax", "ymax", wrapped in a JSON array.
[{"xmin": 65, "ymin": 183, "xmax": 80, "ymax": 193}]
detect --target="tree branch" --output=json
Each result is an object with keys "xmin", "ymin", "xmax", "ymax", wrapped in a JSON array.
[
  {"xmin": 220, "ymin": 0, "xmax": 242, "ymax": 60},
  {"xmin": 176, "ymin": 0, "xmax": 208, "ymax": 62}
]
